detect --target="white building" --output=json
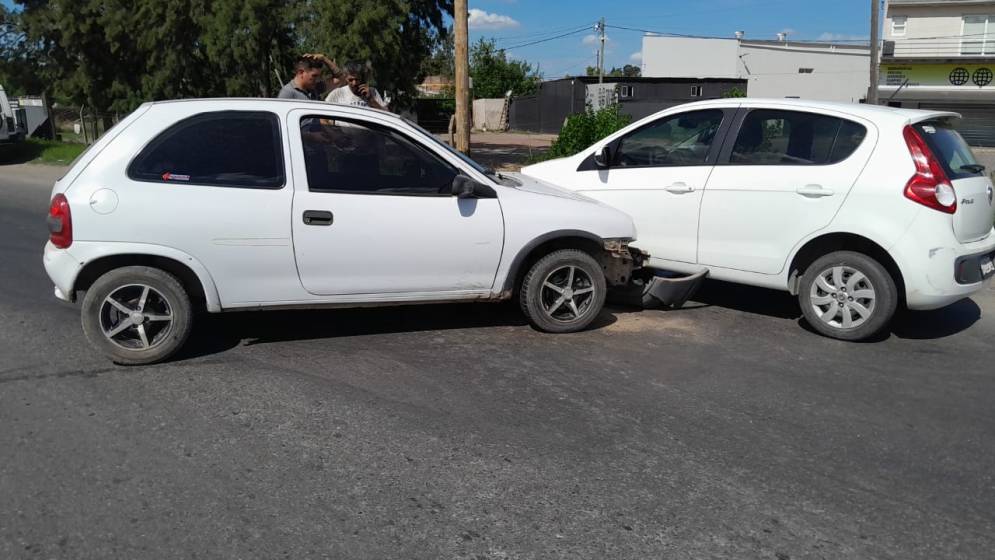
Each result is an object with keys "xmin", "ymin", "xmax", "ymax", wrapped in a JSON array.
[
  {"xmin": 880, "ymin": 0, "xmax": 995, "ymax": 146},
  {"xmin": 640, "ymin": 35, "xmax": 871, "ymax": 103}
]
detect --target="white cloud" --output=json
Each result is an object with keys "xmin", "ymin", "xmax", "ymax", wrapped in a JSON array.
[
  {"xmin": 468, "ymin": 9, "xmax": 520, "ymax": 30},
  {"xmin": 582, "ymin": 34, "xmax": 614, "ymax": 51},
  {"xmin": 629, "ymin": 51, "xmax": 642, "ymax": 62},
  {"xmin": 817, "ymin": 32, "xmax": 869, "ymax": 42}
]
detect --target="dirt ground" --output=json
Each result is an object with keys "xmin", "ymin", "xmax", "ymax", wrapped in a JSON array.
[{"xmin": 435, "ymin": 131, "xmax": 557, "ymax": 171}]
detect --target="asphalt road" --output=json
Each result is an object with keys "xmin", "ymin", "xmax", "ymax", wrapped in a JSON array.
[{"xmin": 2, "ymin": 163, "xmax": 994, "ymax": 559}]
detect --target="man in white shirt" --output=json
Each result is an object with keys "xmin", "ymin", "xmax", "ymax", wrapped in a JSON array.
[{"xmin": 324, "ymin": 60, "xmax": 388, "ymax": 111}]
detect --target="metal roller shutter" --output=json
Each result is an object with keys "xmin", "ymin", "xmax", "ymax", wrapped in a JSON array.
[{"xmin": 919, "ymin": 103, "xmax": 995, "ymax": 147}]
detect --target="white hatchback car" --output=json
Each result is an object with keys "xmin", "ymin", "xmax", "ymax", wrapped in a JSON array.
[
  {"xmin": 523, "ymin": 98, "xmax": 995, "ymax": 340},
  {"xmin": 44, "ymin": 99, "xmax": 640, "ymax": 364}
]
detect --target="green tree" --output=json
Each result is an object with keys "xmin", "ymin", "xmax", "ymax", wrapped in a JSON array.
[
  {"xmin": 420, "ymin": 26, "xmax": 454, "ymax": 79},
  {"xmin": 200, "ymin": 0, "xmax": 296, "ymax": 97},
  {"xmin": 10, "ymin": 0, "xmax": 451, "ymax": 112},
  {"xmin": 722, "ymin": 86, "xmax": 747, "ymax": 98},
  {"xmin": 293, "ymin": 0, "xmax": 452, "ymax": 107},
  {"xmin": 469, "ymin": 38, "xmax": 539, "ymax": 99}
]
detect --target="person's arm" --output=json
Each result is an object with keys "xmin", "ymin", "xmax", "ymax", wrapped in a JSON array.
[
  {"xmin": 305, "ymin": 53, "xmax": 343, "ymax": 92},
  {"xmin": 357, "ymin": 84, "xmax": 388, "ymax": 111}
]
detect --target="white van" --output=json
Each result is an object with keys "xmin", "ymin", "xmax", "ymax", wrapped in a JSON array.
[{"xmin": 0, "ymin": 84, "xmax": 26, "ymax": 143}]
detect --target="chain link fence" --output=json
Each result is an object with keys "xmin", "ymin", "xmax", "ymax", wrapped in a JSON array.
[{"xmin": 48, "ymin": 106, "xmax": 122, "ymax": 144}]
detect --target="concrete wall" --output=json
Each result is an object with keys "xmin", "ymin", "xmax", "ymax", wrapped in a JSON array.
[
  {"xmin": 641, "ymin": 36, "xmax": 869, "ymax": 103},
  {"xmin": 472, "ymin": 98, "xmax": 506, "ymax": 131},
  {"xmin": 738, "ymin": 43, "xmax": 869, "ymax": 102},
  {"xmin": 642, "ymin": 37, "xmax": 739, "ymax": 78}
]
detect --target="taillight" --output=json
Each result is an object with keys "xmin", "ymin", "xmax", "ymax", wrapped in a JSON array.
[
  {"xmin": 47, "ymin": 193, "xmax": 72, "ymax": 248},
  {"xmin": 902, "ymin": 125, "xmax": 956, "ymax": 214}
]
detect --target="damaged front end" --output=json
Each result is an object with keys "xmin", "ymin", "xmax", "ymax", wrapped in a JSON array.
[{"xmin": 603, "ymin": 240, "xmax": 708, "ymax": 309}]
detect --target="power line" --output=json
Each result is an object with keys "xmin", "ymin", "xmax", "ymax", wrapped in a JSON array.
[
  {"xmin": 501, "ymin": 27, "xmax": 590, "ymax": 51},
  {"xmin": 491, "ymin": 22, "xmax": 597, "ymax": 43}
]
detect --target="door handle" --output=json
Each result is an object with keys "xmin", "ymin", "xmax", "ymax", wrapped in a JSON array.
[
  {"xmin": 664, "ymin": 182, "xmax": 695, "ymax": 194},
  {"xmin": 302, "ymin": 210, "xmax": 333, "ymax": 226},
  {"xmin": 796, "ymin": 184, "xmax": 835, "ymax": 197}
]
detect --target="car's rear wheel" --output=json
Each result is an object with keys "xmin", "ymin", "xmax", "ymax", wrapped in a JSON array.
[
  {"xmin": 81, "ymin": 266, "xmax": 193, "ymax": 365},
  {"xmin": 520, "ymin": 249, "xmax": 607, "ymax": 333},
  {"xmin": 798, "ymin": 251, "xmax": 897, "ymax": 341}
]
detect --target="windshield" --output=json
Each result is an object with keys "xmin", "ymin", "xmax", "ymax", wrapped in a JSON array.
[
  {"xmin": 915, "ymin": 120, "xmax": 983, "ymax": 180},
  {"xmin": 403, "ymin": 118, "xmax": 520, "ymax": 186}
]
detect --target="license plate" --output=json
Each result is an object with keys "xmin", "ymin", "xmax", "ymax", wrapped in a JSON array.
[{"xmin": 982, "ymin": 257, "xmax": 995, "ymax": 278}]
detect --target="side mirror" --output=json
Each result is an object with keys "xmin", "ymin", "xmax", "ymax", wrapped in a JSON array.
[
  {"xmin": 594, "ymin": 145, "xmax": 612, "ymax": 168},
  {"xmin": 452, "ymin": 175, "xmax": 497, "ymax": 199}
]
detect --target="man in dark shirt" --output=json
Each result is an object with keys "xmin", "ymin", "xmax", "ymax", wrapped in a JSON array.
[{"xmin": 278, "ymin": 54, "xmax": 342, "ymax": 100}]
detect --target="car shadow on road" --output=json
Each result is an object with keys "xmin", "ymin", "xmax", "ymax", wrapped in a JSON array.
[
  {"xmin": 683, "ymin": 279, "xmax": 981, "ymax": 342},
  {"xmin": 172, "ymin": 301, "xmax": 621, "ymax": 362},
  {"xmin": 685, "ymin": 279, "xmax": 803, "ymax": 320},
  {"xmin": 0, "ymin": 142, "xmax": 45, "ymax": 165}
]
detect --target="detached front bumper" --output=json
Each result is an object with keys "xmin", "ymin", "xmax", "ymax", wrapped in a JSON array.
[{"xmin": 43, "ymin": 241, "xmax": 82, "ymax": 303}]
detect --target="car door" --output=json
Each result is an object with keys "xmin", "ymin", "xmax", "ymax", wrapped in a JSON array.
[
  {"xmin": 119, "ymin": 109, "xmax": 298, "ymax": 305},
  {"xmin": 698, "ymin": 107, "xmax": 876, "ymax": 274},
  {"xmin": 568, "ymin": 107, "xmax": 734, "ymax": 265},
  {"xmin": 287, "ymin": 109, "xmax": 504, "ymax": 296}
]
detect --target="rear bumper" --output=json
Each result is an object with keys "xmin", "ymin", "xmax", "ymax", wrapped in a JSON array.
[
  {"xmin": 890, "ymin": 218, "xmax": 995, "ymax": 310},
  {"xmin": 43, "ymin": 241, "xmax": 82, "ymax": 303}
]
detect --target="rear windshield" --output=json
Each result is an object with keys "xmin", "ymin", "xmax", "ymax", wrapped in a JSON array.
[{"xmin": 915, "ymin": 120, "xmax": 982, "ymax": 180}]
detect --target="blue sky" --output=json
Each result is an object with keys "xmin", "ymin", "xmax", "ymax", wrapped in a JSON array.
[
  {"xmin": 3, "ymin": 0, "xmax": 873, "ymax": 79},
  {"xmin": 469, "ymin": 0, "xmax": 872, "ymax": 77}
]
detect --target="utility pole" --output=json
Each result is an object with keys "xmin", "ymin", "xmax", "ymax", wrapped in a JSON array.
[
  {"xmin": 867, "ymin": 0, "xmax": 881, "ymax": 104},
  {"xmin": 454, "ymin": 0, "xmax": 471, "ymax": 154},
  {"xmin": 597, "ymin": 17, "xmax": 606, "ymax": 84}
]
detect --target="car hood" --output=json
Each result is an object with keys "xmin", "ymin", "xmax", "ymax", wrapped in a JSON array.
[
  {"xmin": 519, "ymin": 156, "xmax": 585, "ymax": 192},
  {"xmin": 503, "ymin": 171, "xmax": 595, "ymax": 202}
]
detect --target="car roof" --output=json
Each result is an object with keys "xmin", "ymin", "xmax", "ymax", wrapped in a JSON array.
[
  {"xmin": 672, "ymin": 97, "xmax": 959, "ymax": 123},
  {"xmin": 147, "ymin": 97, "xmax": 402, "ymax": 121}
]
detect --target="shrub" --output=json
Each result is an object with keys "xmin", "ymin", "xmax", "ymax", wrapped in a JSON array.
[{"xmin": 538, "ymin": 104, "xmax": 631, "ymax": 161}]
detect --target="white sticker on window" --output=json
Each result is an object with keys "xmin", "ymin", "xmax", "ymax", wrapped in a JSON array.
[{"xmin": 922, "ymin": 125, "xmax": 936, "ymax": 134}]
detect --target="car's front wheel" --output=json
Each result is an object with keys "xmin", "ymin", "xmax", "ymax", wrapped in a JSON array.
[
  {"xmin": 798, "ymin": 251, "xmax": 897, "ymax": 341},
  {"xmin": 81, "ymin": 266, "xmax": 194, "ymax": 365},
  {"xmin": 520, "ymin": 249, "xmax": 607, "ymax": 333}
]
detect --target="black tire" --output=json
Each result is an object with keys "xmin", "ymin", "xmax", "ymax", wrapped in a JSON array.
[
  {"xmin": 519, "ymin": 249, "xmax": 607, "ymax": 333},
  {"xmin": 81, "ymin": 266, "xmax": 194, "ymax": 365},
  {"xmin": 798, "ymin": 251, "xmax": 897, "ymax": 341}
]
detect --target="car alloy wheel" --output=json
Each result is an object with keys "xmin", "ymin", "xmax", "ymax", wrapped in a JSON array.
[
  {"xmin": 809, "ymin": 265, "xmax": 877, "ymax": 329},
  {"xmin": 99, "ymin": 284, "xmax": 175, "ymax": 350},
  {"xmin": 540, "ymin": 264, "xmax": 597, "ymax": 323}
]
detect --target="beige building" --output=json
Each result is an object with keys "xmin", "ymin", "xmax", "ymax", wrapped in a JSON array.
[
  {"xmin": 881, "ymin": 0, "xmax": 995, "ymax": 145},
  {"xmin": 640, "ymin": 35, "xmax": 870, "ymax": 103}
]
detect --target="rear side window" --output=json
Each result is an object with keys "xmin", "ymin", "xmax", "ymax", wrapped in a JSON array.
[
  {"xmin": 915, "ymin": 121, "xmax": 982, "ymax": 179},
  {"xmin": 128, "ymin": 111, "xmax": 284, "ymax": 189},
  {"xmin": 730, "ymin": 109, "xmax": 867, "ymax": 165}
]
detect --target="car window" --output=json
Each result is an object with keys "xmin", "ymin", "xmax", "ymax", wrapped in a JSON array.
[
  {"xmin": 300, "ymin": 116, "xmax": 458, "ymax": 195},
  {"xmin": 614, "ymin": 109, "xmax": 724, "ymax": 167},
  {"xmin": 730, "ymin": 109, "xmax": 867, "ymax": 165},
  {"xmin": 128, "ymin": 111, "xmax": 284, "ymax": 188},
  {"xmin": 915, "ymin": 120, "xmax": 982, "ymax": 179}
]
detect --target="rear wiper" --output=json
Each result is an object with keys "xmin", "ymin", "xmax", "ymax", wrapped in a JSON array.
[{"xmin": 960, "ymin": 164, "xmax": 986, "ymax": 174}]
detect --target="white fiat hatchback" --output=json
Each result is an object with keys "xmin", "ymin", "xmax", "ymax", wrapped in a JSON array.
[
  {"xmin": 523, "ymin": 99, "xmax": 995, "ymax": 341},
  {"xmin": 43, "ymin": 99, "xmax": 640, "ymax": 364}
]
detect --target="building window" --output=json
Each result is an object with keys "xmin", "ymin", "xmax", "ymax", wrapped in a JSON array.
[
  {"xmin": 619, "ymin": 85, "xmax": 634, "ymax": 98},
  {"xmin": 798, "ymin": 68, "xmax": 814, "ymax": 74},
  {"xmin": 690, "ymin": 85, "xmax": 703, "ymax": 97},
  {"xmin": 962, "ymin": 15, "xmax": 993, "ymax": 55},
  {"xmin": 891, "ymin": 16, "xmax": 907, "ymax": 36}
]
